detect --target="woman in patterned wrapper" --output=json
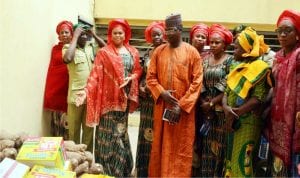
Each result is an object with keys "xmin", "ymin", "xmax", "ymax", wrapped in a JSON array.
[
  {"xmin": 135, "ymin": 21, "xmax": 165, "ymax": 178},
  {"xmin": 266, "ymin": 9, "xmax": 300, "ymax": 177},
  {"xmin": 193, "ymin": 24, "xmax": 233, "ymax": 177},
  {"xmin": 190, "ymin": 23, "xmax": 210, "ymax": 177},
  {"xmin": 75, "ymin": 18, "xmax": 142, "ymax": 177}
]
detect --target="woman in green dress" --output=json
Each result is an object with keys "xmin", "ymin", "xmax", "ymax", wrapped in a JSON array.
[
  {"xmin": 135, "ymin": 21, "xmax": 165, "ymax": 177},
  {"xmin": 222, "ymin": 27, "xmax": 273, "ymax": 177}
]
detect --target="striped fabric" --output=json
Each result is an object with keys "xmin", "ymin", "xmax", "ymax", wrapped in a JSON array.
[
  {"xmin": 95, "ymin": 111, "xmax": 133, "ymax": 177},
  {"xmin": 193, "ymin": 54, "xmax": 233, "ymax": 177},
  {"xmin": 135, "ymin": 95, "xmax": 154, "ymax": 177},
  {"xmin": 196, "ymin": 111, "xmax": 227, "ymax": 177},
  {"xmin": 50, "ymin": 111, "xmax": 68, "ymax": 140},
  {"xmin": 227, "ymin": 59, "xmax": 271, "ymax": 99},
  {"xmin": 237, "ymin": 27, "xmax": 269, "ymax": 58}
]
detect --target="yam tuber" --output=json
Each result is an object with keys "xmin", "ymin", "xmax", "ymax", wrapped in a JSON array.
[
  {"xmin": 64, "ymin": 140, "xmax": 76, "ymax": 149},
  {"xmin": 64, "ymin": 140, "xmax": 87, "ymax": 152},
  {"xmin": 66, "ymin": 151, "xmax": 84, "ymax": 164},
  {"xmin": 14, "ymin": 136, "xmax": 25, "ymax": 149},
  {"xmin": 2, "ymin": 148, "xmax": 17, "ymax": 159},
  {"xmin": 84, "ymin": 151, "xmax": 93, "ymax": 165},
  {"xmin": 0, "ymin": 140, "xmax": 15, "ymax": 151},
  {"xmin": 74, "ymin": 161, "xmax": 89, "ymax": 176},
  {"xmin": 88, "ymin": 163, "xmax": 104, "ymax": 174},
  {"xmin": 70, "ymin": 158, "xmax": 79, "ymax": 170},
  {"xmin": 0, "ymin": 152, "xmax": 4, "ymax": 162}
]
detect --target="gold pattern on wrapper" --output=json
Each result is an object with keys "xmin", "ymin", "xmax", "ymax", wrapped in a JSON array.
[
  {"xmin": 116, "ymin": 123, "xmax": 126, "ymax": 134},
  {"xmin": 144, "ymin": 128, "xmax": 153, "ymax": 142},
  {"xmin": 273, "ymin": 156, "xmax": 283, "ymax": 173},
  {"xmin": 210, "ymin": 141, "xmax": 221, "ymax": 156}
]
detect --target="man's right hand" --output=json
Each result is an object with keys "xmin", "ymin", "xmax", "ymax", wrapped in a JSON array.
[
  {"xmin": 75, "ymin": 90, "xmax": 86, "ymax": 107},
  {"xmin": 160, "ymin": 90, "xmax": 178, "ymax": 106},
  {"xmin": 73, "ymin": 27, "xmax": 84, "ymax": 39}
]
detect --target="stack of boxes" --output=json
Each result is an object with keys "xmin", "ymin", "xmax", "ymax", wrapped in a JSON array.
[
  {"xmin": 16, "ymin": 137, "xmax": 66, "ymax": 169},
  {"xmin": 0, "ymin": 137, "xmax": 75, "ymax": 178},
  {"xmin": 25, "ymin": 165, "xmax": 75, "ymax": 178},
  {"xmin": 0, "ymin": 136, "xmax": 114, "ymax": 178}
]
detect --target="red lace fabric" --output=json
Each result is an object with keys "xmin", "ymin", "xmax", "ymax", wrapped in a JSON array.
[
  {"xmin": 85, "ymin": 44, "xmax": 142, "ymax": 127},
  {"xmin": 268, "ymin": 44, "xmax": 300, "ymax": 166}
]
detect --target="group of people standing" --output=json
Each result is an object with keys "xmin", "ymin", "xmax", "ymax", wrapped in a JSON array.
[{"xmin": 43, "ymin": 9, "xmax": 299, "ymax": 178}]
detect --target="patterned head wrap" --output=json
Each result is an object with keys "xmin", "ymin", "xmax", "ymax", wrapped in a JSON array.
[
  {"xmin": 190, "ymin": 23, "xmax": 209, "ymax": 44},
  {"xmin": 108, "ymin": 18, "xmax": 131, "ymax": 45},
  {"xmin": 209, "ymin": 24, "xmax": 233, "ymax": 45},
  {"xmin": 144, "ymin": 21, "xmax": 165, "ymax": 43},
  {"xmin": 56, "ymin": 21, "xmax": 73, "ymax": 35},
  {"xmin": 277, "ymin": 9, "xmax": 300, "ymax": 34},
  {"xmin": 237, "ymin": 27, "xmax": 269, "ymax": 57},
  {"xmin": 165, "ymin": 13, "xmax": 182, "ymax": 30},
  {"xmin": 232, "ymin": 24, "xmax": 247, "ymax": 36}
]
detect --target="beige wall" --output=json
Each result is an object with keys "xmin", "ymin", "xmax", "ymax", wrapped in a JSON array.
[
  {"xmin": 0, "ymin": 0, "xmax": 94, "ymax": 136},
  {"xmin": 94, "ymin": 0, "xmax": 300, "ymax": 31}
]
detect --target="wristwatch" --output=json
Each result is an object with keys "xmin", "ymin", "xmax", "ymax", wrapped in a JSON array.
[{"xmin": 209, "ymin": 101, "xmax": 214, "ymax": 107}]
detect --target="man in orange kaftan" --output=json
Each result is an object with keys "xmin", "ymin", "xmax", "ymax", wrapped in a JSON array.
[{"xmin": 146, "ymin": 13, "xmax": 203, "ymax": 177}]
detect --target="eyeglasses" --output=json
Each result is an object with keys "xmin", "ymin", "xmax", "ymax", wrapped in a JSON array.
[{"xmin": 275, "ymin": 28, "xmax": 295, "ymax": 35}]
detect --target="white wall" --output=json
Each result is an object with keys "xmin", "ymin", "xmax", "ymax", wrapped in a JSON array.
[{"xmin": 0, "ymin": 0, "xmax": 94, "ymax": 136}]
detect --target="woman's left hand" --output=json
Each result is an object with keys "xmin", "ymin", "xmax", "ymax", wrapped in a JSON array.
[
  {"xmin": 139, "ymin": 81, "xmax": 147, "ymax": 97},
  {"xmin": 200, "ymin": 102, "xmax": 211, "ymax": 114},
  {"xmin": 120, "ymin": 76, "xmax": 132, "ymax": 88},
  {"xmin": 232, "ymin": 107, "xmax": 241, "ymax": 117}
]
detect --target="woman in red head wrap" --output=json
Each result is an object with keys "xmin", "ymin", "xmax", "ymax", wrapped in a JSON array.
[
  {"xmin": 190, "ymin": 23, "xmax": 210, "ymax": 58},
  {"xmin": 107, "ymin": 18, "xmax": 131, "ymax": 45},
  {"xmin": 75, "ymin": 18, "xmax": 142, "ymax": 177},
  {"xmin": 193, "ymin": 23, "xmax": 234, "ymax": 177},
  {"xmin": 135, "ymin": 21, "xmax": 165, "ymax": 177},
  {"xmin": 267, "ymin": 9, "xmax": 300, "ymax": 177},
  {"xmin": 43, "ymin": 20, "xmax": 73, "ymax": 140}
]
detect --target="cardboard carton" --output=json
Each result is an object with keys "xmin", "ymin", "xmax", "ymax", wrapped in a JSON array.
[
  {"xmin": 16, "ymin": 137, "xmax": 66, "ymax": 169},
  {"xmin": 81, "ymin": 173, "xmax": 114, "ymax": 178},
  {"xmin": 25, "ymin": 165, "xmax": 76, "ymax": 178},
  {"xmin": 0, "ymin": 158, "xmax": 30, "ymax": 178}
]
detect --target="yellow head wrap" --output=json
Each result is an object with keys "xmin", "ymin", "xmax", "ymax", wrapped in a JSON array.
[{"xmin": 237, "ymin": 27, "xmax": 269, "ymax": 57}]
